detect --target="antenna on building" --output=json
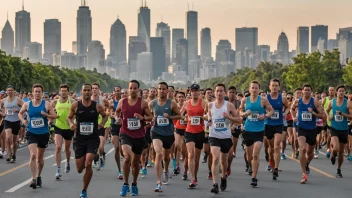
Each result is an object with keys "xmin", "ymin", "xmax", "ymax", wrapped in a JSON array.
[
  {"xmin": 22, "ymin": 0, "xmax": 24, "ymax": 10},
  {"xmin": 145, "ymin": 0, "xmax": 147, "ymax": 7},
  {"xmin": 7, "ymin": 10, "xmax": 8, "ymax": 20}
]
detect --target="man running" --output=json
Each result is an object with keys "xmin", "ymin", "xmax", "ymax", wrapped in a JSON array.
[
  {"xmin": 18, "ymin": 84, "xmax": 57, "ymax": 189},
  {"xmin": 203, "ymin": 88, "xmax": 214, "ymax": 180},
  {"xmin": 322, "ymin": 86, "xmax": 336, "ymax": 158},
  {"xmin": 67, "ymin": 83, "xmax": 108, "ymax": 198}
]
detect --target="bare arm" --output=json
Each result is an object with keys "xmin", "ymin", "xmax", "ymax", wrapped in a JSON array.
[
  {"xmin": 18, "ymin": 102, "xmax": 28, "ymax": 124},
  {"xmin": 226, "ymin": 102, "xmax": 241, "ymax": 123},
  {"xmin": 97, "ymin": 104, "xmax": 108, "ymax": 128},
  {"xmin": 44, "ymin": 101, "xmax": 58, "ymax": 119},
  {"xmin": 262, "ymin": 98, "xmax": 274, "ymax": 118},
  {"xmin": 239, "ymin": 97, "xmax": 249, "ymax": 117},
  {"xmin": 142, "ymin": 100, "xmax": 153, "ymax": 121},
  {"xmin": 325, "ymin": 101, "xmax": 333, "ymax": 120},
  {"xmin": 0, "ymin": 100, "xmax": 5, "ymax": 117},
  {"xmin": 282, "ymin": 97, "xmax": 290, "ymax": 116},
  {"xmin": 115, "ymin": 98, "xmax": 124, "ymax": 119},
  {"xmin": 343, "ymin": 100, "xmax": 352, "ymax": 119},
  {"xmin": 17, "ymin": 98, "xmax": 24, "ymax": 108},
  {"xmin": 167, "ymin": 101, "xmax": 181, "ymax": 120},
  {"xmin": 67, "ymin": 102, "xmax": 78, "ymax": 130},
  {"xmin": 290, "ymin": 99, "xmax": 299, "ymax": 121},
  {"xmin": 312, "ymin": 99, "xmax": 324, "ymax": 119}
]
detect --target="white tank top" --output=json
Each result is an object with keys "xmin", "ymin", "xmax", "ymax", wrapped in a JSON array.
[{"xmin": 209, "ymin": 101, "xmax": 231, "ymax": 139}]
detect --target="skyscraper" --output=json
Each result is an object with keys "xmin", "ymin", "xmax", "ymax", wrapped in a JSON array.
[
  {"xmin": 186, "ymin": 10, "xmax": 198, "ymax": 61},
  {"xmin": 128, "ymin": 36, "xmax": 147, "ymax": 73},
  {"xmin": 337, "ymin": 27, "xmax": 352, "ymax": 41},
  {"xmin": 138, "ymin": 0, "xmax": 150, "ymax": 51},
  {"xmin": 150, "ymin": 37, "xmax": 166, "ymax": 79},
  {"xmin": 297, "ymin": 26, "xmax": 309, "ymax": 54},
  {"xmin": 215, "ymin": 40, "xmax": 232, "ymax": 65},
  {"xmin": 1, "ymin": 14, "xmax": 14, "ymax": 55},
  {"xmin": 235, "ymin": 27, "xmax": 258, "ymax": 54},
  {"xmin": 156, "ymin": 22, "xmax": 171, "ymax": 67},
  {"xmin": 176, "ymin": 39, "xmax": 188, "ymax": 73},
  {"xmin": 201, "ymin": 28, "xmax": 211, "ymax": 59},
  {"xmin": 23, "ymin": 42, "xmax": 42, "ymax": 63},
  {"xmin": 311, "ymin": 25, "xmax": 328, "ymax": 52},
  {"xmin": 258, "ymin": 45, "xmax": 271, "ymax": 62},
  {"xmin": 15, "ymin": 3, "xmax": 31, "ymax": 57},
  {"xmin": 87, "ymin": 40, "xmax": 105, "ymax": 72},
  {"xmin": 277, "ymin": 32, "xmax": 289, "ymax": 65},
  {"xmin": 44, "ymin": 19, "xmax": 61, "ymax": 64},
  {"xmin": 77, "ymin": 0, "xmax": 92, "ymax": 55},
  {"xmin": 172, "ymin": 28, "xmax": 184, "ymax": 62},
  {"xmin": 109, "ymin": 17, "xmax": 126, "ymax": 65}
]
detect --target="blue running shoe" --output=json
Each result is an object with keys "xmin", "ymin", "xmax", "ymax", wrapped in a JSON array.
[
  {"xmin": 172, "ymin": 158, "xmax": 177, "ymax": 170},
  {"xmin": 141, "ymin": 168, "xmax": 147, "ymax": 178},
  {"xmin": 326, "ymin": 151, "xmax": 331, "ymax": 159},
  {"xmin": 154, "ymin": 183, "xmax": 163, "ymax": 192},
  {"xmin": 131, "ymin": 185, "xmax": 139, "ymax": 196},
  {"xmin": 267, "ymin": 164, "xmax": 271, "ymax": 171},
  {"xmin": 281, "ymin": 153, "xmax": 286, "ymax": 160},
  {"xmin": 120, "ymin": 185, "xmax": 130, "ymax": 197},
  {"xmin": 80, "ymin": 190, "xmax": 88, "ymax": 198},
  {"xmin": 347, "ymin": 155, "xmax": 352, "ymax": 161}
]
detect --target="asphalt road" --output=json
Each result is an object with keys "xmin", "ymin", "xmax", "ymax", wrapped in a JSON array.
[{"xmin": 0, "ymin": 141, "xmax": 351, "ymax": 198}]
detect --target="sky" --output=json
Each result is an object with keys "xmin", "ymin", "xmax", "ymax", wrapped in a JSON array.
[{"xmin": 1, "ymin": 0, "xmax": 352, "ymax": 57}]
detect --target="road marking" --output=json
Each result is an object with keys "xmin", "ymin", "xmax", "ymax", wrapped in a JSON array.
[
  {"xmin": 52, "ymin": 157, "xmax": 75, "ymax": 166},
  {"xmin": 106, "ymin": 148, "xmax": 114, "ymax": 155},
  {"xmin": 5, "ymin": 178, "xmax": 32, "ymax": 193}
]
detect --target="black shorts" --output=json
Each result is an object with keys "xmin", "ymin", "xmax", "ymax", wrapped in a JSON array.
[
  {"xmin": 110, "ymin": 124, "xmax": 121, "ymax": 136},
  {"xmin": 264, "ymin": 125, "xmax": 283, "ymax": 140},
  {"xmin": 54, "ymin": 126, "xmax": 74, "ymax": 140},
  {"xmin": 209, "ymin": 137, "xmax": 233, "ymax": 153},
  {"xmin": 349, "ymin": 125, "xmax": 352, "ymax": 136},
  {"xmin": 4, "ymin": 120, "xmax": 21, "ymax": 135},
  {"xmin": 283, "ymin": 126, "xmax": 287, "ymax": 132},
  {"xmin": 120, "ymin": 133, "xmax": 147, "ymax": 155},
  {"xmin": 232, "ymin": 126, "xmax": 241, "ymax": 138},
  {"xmin": 175, "ymin": 128, "xmax": 185, "ymax": 136},
  {"xmin": 26, "ymin": 132, "xmax": 50, "ymax": 148},
  {"xmin": 0, "ymin": 122, "xmax": 4, "ymax": 134},
  {"xmin": 330, "ymin": 128, "xmax": 348, "ymax": 144},
  {"xmin": 145, "ymin": 127, "xmax": 152, "ymax": 144},
  {"xmin": 298, "ymin": 128, "xmax": 317, "ymax": 146},
  {"xmin": 316, "ymin": 126, "xmax": 324, "ymax": 134},
  {"xmin": 287, "ymin": 120, "xmax": 293, "ymax": 128},
  {"xmin": 204, "ymin": 136, "xmax": 209, "ymax": 144},
  {"xmin": 98, "ymin": 128, "xmax": 106, "ymax": 137},
  {"xmin": 324, "ymin": 125, "xmax": 331, "ymax": 131},
  {"xmin": 242, "ymin": 131, "xmax": 264, "ymax": 147},
  {"xmin": 151, "ymin": 131, "xmax": 175, "ymax": 149},
  {"xmin": 184, "ymin": 131, "xmax": 205, "ymax": 150},
  {"xmin": 73, "ymin": 136, "xmax": 100, "ymax": 159}
]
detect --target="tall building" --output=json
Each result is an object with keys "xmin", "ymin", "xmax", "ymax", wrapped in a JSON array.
[
  {"xmin": 176, "ymin": 39, "xmax": 188, "ymax": 73},
  {"xmin": 109, "ymin": 17, "xmax": 126, "ymax": 66},
  {"xmin": 72, "ymin": 41, "xmax": 77, "ymax": 54},
  {"xmin": 138, "ymin": 0, "xmax": 150, "ymax": 51},
  {"xmin": 150, "ymin": 37, "xmax": 166, "ymax": 80},
  {"xmin": 1, "ymin": 15, "xmax": 14, "ymax": 55},
  {"xmin": 128, "ymin": 36, "xmax": 147, "ymax": 73},
  {"xmin": 136, "ymin": 52, "xmax": 153, "ymax": 81},
  {"xmin": 186, "ymin": 10, "xmax": 198, "ymax": 61},
  {"xmin": 215, "ymin": 40, "xmax": 232, "ymax": 65},
  {"xmin": 44, "ymin": 19, "xmax": 61, "ymax": 65},
  {"xmin": 15, "ymin": 4, "xmax": 31, "ymax": 57},
  {"xmin": 201, "ymin": 28, "xmax": 211, "ymax": 59},
  {"xmin": 77, "ymin": 0, "xmax": 92, "ymax": 55},
  {"xmin": 258, "ymin": 45, "xmax": 270, "ymax": 62},
  {"xmin": 328, "ymin": 39, "xmax": 338, "ymax": 51},
  {"xmin": 311, "ymin": 25, "xmax": 328, "ymax": 52},
  {"xmin": 156, "ymin": 22, "xmax": 171, "ymax": 67},
  {"xmin": 297, "ymin": 26, "xmax": 309, "ymax": 54},
  {"xmin": 235, "ymin": 27, "xmax": 258, "ymax": 54},
  {"xmin": 277, "ymin": 32, "xmax": 289, "ymax": 65},
  {"xmin": 337, "ymin": 27, "xmax": 352, "ymax": 41},
  {"xmin": 172, "ymin": 28, "xmax": 184, "ymax": 62},
  {"xmin": 87, "ymin": 40, "xmax": 105, "ymax": 72},
  {"xmin": 23, "ymin": 42, "xmax": 42, "ymax": 63}
]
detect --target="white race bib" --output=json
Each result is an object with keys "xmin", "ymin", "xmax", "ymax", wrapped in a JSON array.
[
  {"xmin": 334, "ymin": 114, "xmax": 343, "ymax": 122},
  {"xmin": 180, "ymin": 119, "xmax": 187, "ymax": 125},
  {"xmin": 80, "ymin": 122, "xmax": 93, "ymax": 135},
  {"xmin": 157, "ymin": 116, "xmax": 169, "ymax": 126},
  {"xmin": 31, "ymin": 117, "xmax": 45, "ymax": 128},
  {"xmin": 6, "ymin": 109, "xmax": 14, "ymax": 115},
  {"xmin": 271, "ymin": 111, "xmax": 279, "ymax": 120},
  {"xmin": 248, "ymin": 112, "xmax": 259, "ymax": 121},
  {"xmin": 301, "ymin": 112, "xmax": 312, "ymax": 121},
  {"xmin": 214, "ymin": 118, "xmax": 226, "ymax": 132},
  {"xmin": 190, "ymin": 116, "xmax": 201, "ymax": 125},
  {"xmin": 127, "ymin": 118, "xmax": 141, "ymax": 130}
]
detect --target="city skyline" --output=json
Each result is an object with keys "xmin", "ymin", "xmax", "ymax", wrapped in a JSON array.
[{"xmin": 1, "ymin": 0, "xmax": 351, "ymax": 57}]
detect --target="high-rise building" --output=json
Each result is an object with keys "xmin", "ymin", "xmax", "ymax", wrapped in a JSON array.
[
  {"xmin": 87, "ymin": 40, "xmax": 105, "ymax": 72},
  {"xmin": 23, "ymin": 42, "xmax": 42, "ymax": 63},
  {"xmin": 1, "ymin": 15, "xmax": 14, "ymax": 55},
  {"xmin": 15, "ymin": 4, "xmax": 31, "ymax": 57},
  {"xmin": 339, "ymin": 38, "xmax": 352, "ymax": 65},
  {"xmin": 77, "ymin": 0, "xmax": 92, "ymax": 55},
  {"xmin": 128, "ymin": 36, "xmax": 147, "ymax": 73},
  {"xmin": 317, "ymin": 38, "xmax": 326, "ymax": 54},
  {"xmin": 297, "ymin": 26, "xmax": 309, "ymax": 54},
  {"xmin": 258, "ymin": 45, "xmax": 270, "ymax": 62},
  {"xmin": 277, "ymin": 32, "xmax": 289, "ymax": 65},
  {"xmin": 136, "ymin": 52, "xmax": 153, "ymax": 81},
  {"xmin": 235, "ymin": 27, "xmax": 258, "ymax": 54},
  {"xmin": 201, "ymin": 28, "xmax": 211, "ymax": 59},
  {"xmin": 72, "ymin": 41, "xmax": 77, "ymax": 54},
  {"xmin": 156, "ymin": 22, "xmax": 171, "ymax": 67},
  {"xmin": 186, "ymin": 10, "xmax": 198, "ymax": 61},
  {"xmin": 138, "ymin": 0, "xmax": 150, "ymax": 51},
  {"xmin": 176, "ymin": 39, "xmax": 188, "ymax": 74},
  {"xmin": 328, "ymin": 39, "xmax": 338, "ymax": 51},
  {"xmin": 109, "ymin": 17, "xmax": 126, "ymax": 66},
  {"xmin": 44, "ymin": 19, "xmax": 61, "ymax": 65},
  {"xmin": 337, "ymin": 27, "xmax": 352, "ymax": 41},
  {"xmin": 172, "ymin": 28, "xmax": 184, "ymax": 62},
  {"xmin": 311, "ymin": 25, "xmax": 328, "ymax": 52},
  {"xmin": 215, "ymin": 40, "xmax": 232, "ymax": 66},
  {"xmin": 150, "ymin": 37, "xmax": 166, "ymax": 80}
]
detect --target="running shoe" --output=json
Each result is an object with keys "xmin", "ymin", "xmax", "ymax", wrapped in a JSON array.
[
  {"xmin": 131, "ymin": 185, "xmax": 138, "ymax": 196},
  {"xmin": 189, "ymin": 180, "xmax": 197, "ymax": 188},
  {"xmin": 295, "ymin": 151, "xmax": 299, "ymax": 159},
  {"xmin": 172, "ymin": 158, "xmax": 177, "ymax": 170},
  {"xmin": 306, "ymin": 164, "xmax": 310, "ymax": 175},
  {"xmin": 173, "ymin": 166, "xmax": 180, "ymax": 175},
  {"xmin": 331, "ymin": 153, "xmax": 337, "ymax": 165},
  {"xmin": 55, "ymin": 167, "xmax": 62, "ymax": 180},
  {"xmin": 162, "ymin": 171, "xmax": 169, "ymax": 184},
  {"xmin": 65, "ymin": 162, "xmax": 70, "ymax": 173},
  {"xmin": 29, "ymin": 179, "xmax": 37, "ymax": 189},
  {"xmin": 182, "ymin": 173, "xmax": 188, "ymax": 180},
  {"xmin": 154, "ymin": 183, "xmax": 163, "ymax": 192},
  {"xmin": 347, "ymin": 155, "xmax": 352, "ymax": 161},
  {"xmin": 141, "ymin": 168, "xmax": 147, "ymax": 178},
  {"xmin": 267, "ymin": 164, "xmax": 272, "ymax": 171},
  {"xmin": 250, "ymin": 178, "xmax": 258, "ymax": 187},
  {"xmin": 208, "ymin": 171, "xmax": 213, "ymax": 180},
  {"xmin": 211, "ymin": 183, "xmax": 219, "ymax": 194},
  {"xmin": 118, "ymin": 171, "xmax": 123, "ymax": 180},
  {"xmin": 80, "ymin": 190, "xmax": 88, "ymax": 198},
  {"xmin": 273, "ymin": 168, "xmax": 279, "ymax": 180},
  {"xmin": 336, "ymin": 169, "xmax": 343, "ymax": 178},
  {"xmin": 281, "ymin": 153, "xmax": 286, "ymax": 160},
  {"xmin": 36, "ymin": 177, "xmax": 42, "ymax": 188},
  {"xmin": 300, "ymin": 173, "xmax": 308, "ymax": 184},
  {"xmin": 220, "ymin": 177, "xmax": 227, "ymax": 191},
  {"xmin": 10, "ymin": 155, "xmax": 16, "ymax": 163},
  {"xmin": 147, "ymin": 160, "xmax": 153, "ymax": 167},
  {"xmin": 120, "ymin": 185, "xmax": 130, "ymax": 197},
  {"xmin": 100, "ymin": 158, "xmax": 105, "ymax": 168},
  {"xmin": 314, "ymin": 150, "xmax": 319, "ymax": 159},
  {"xmin": 326, "ymin": 151, "xmax": 331, "ymax": 159}
]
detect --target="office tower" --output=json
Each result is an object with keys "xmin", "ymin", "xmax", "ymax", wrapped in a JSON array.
[
  {"xmin": 258, "ymin": 45, "xmax": 270, "ymax": 62},
  {"xmin": 311, "ymin": 25, "xmax": 328, "ymax": 52},
  {"xmin": 15, "ymin": 3, "xmax": 31, "ymax": 57},
  {"xmin": 215, "ymin": 40, "xmax": 232, "ymax": 65},
  {"xmin": 72, "ymin": 41, "xmax": 77, "ymax": 54},
  {"xmin": 176, "ymin": 39, "xmax": 188, "ymax": 73},
  {"xmin": 297, "ymin": 26, "xmax": 309, "ymax": 54},
  {"xmin": 44, "ymin": 19, "xmax": 61, "ymax": 64},
  {"xmin": 172, "ymin": 28, "xmax": 184, "ymax": 62},
  {"xmin": 337, "ymin": 27, "xmax": 352, "ymax": 41},
  {"xmin": 128, "ymin": 36, "xmax": 147, "ymax": 73},
  {"xmin": 277, "ymin": 32, "xmax": 289, "ymax": 65},
  {"xmin": 87, "ymin": 40, "xmax": 105, "ymax": 72},
  {"xmin": 150, "ymin": 37, "xmax": 166, "ymax": 79},
  {"xmin": 235, "ymin": 27, "xmax": 258, "ymax": 54},
  {"xmin": 109, "ymin": 17, "xmax": 127, "ymax": 65},
  {"xmin": 201, "ymin": 28, "xmax": 211, "ymax": 59},
  {"xmin": 1, "ymin": 14, "xmax": 14, "ymax": 55},
  {"xmin": 138, "ymin": 0, "xmax": 151, "ymax": 51},
  {"xmin": 136, "ymin": 52, "xmax": 153, "ymax": 81},
  {"xmin": 77, "ymin": 0, "xmax": 92, "ymax": 55},
  {"xmin": 186, "ymin": 10, "xmax": 198, "ymax": 61},
  {"xmin": 156, "ymin": 22, "xmax": 171, "ymax": 67},
  {"xmin": 23, "ymin": 42, "xmax": 42, "ymax": 63},
  {"xmin": 328, "ymin": 39, "xmax": 338, "ymax": 51}
]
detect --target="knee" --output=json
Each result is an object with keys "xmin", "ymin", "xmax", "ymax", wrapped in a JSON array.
[
  {"xmin": 56, "ymin": 145, "xmax": 62, "ymax": 152},
  {"xmin": 300, "ymin": 147, "xmax": 307, "ymax": 153},
  {"xmin": 253, "ymin": 153, "xmax": 260, "ymax": 161},
  {"xmin": 124, "ymin": 155, "xmax": 132, "ymax": 163},
  {"xmin": 212, "ymin": 155, "xmax": 220, "ymax": 163},
  {"xmin": 85, "ymin": 160, "xmax": 93, "ymax": 168},
  {"xmin": 30, "ymin": 153, "xmax": 37, "ymax": 161}
]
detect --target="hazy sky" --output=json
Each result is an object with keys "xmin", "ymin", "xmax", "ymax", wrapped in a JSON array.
[{"xmin": 1, "ymin": 0, "xmax": 352, "ymax": 56}]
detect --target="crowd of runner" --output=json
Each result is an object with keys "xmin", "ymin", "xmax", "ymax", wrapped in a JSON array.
[{"xmin": 0, "ymin": 79, "xmax": 351, "ymax": 197}]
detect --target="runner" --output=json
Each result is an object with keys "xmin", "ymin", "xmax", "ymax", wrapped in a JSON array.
[
  {"xmin": 149, "ymin": 82, "xmax": 181, "ymax": 192},
  {"xmin": 142, "ymin": 89, "xmax": 149, "ymax": 100},
  {"xmin": 203, "ymin": 88, "xmax": 214, "ymax": 180},
  {"xmin": 239, "ymin": 80, "xmax": 274, "ymax": 187},
  {"xmin": 207, "ymin": 84, "xmax": 240, "ymax": 194},
  {"xmin": 292, "ymin": 88, "xmax": 303, "ymax": 159},
  {"xmin": 116, "ymin": 80, "xmax": 153, "ymax": 196},
  {"xmin": 325, "ymin": 85, "xmax": 352, "ymax": 178},
  {"xmin": 67, "ymin": 83, "xmax": 108, "ymax": 198},
  {"xmin": 291, "ymin": 84, "xmax": 324, "ymax": 184},
  {"xmin": 18, "ymin": 84, "xmax": 57, "ymax": 189},
  {"xmin": 322, "ymin": 86, "xmax": 336, "ymax": 158}
]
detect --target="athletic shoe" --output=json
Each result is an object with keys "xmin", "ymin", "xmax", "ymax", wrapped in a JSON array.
[
  {"xmin": 120, "ymin": 185, "xmax": 130, "ymax": 197},
  {"xmin": 189, "ymin": 180, "xmax": 197, "ymax": 188},
  {"xmin": 80, "ymin": 190, "xmax": 88, "ymax": 198},
  {"xmin": 65, "ymin": 162, "xmax": 70, "ymax": 173},
  {"xmin": 36, "ymin": 177, "xmax": 42, "ymax": 188},
  {"xmin": 211, "ymin": 183, "xmax": 219, "ymax": 194},
  {"xmin": 141, "ymin": 168, "xmax": 147, "ymax": 178},
  {"xmin": 10, "ymin": 155, "xmax": 16, "ymax": 163},
  {"xmin": 29, "ymin": 179, "xmax": 37, "ymax": 189},
  {"xmin": 154, "ymin": 184, "xmax": 163, "ymax": 192},
  {"xmin": 300, "ymin": 173, "xmax": 308, "ymax": 184},
  {"xmin": 306, "ymin": 164, "xmax": 310, "ymax": 175},
  {"xmin": 172, "ymin": 158, "xmax": 177, "ymax": 170},
  {"xmin": 281, "ymin": 153, "xmax": 286, "ymax": 160},
  {"xmin": 250, "ymin": 178, "xmax": 258, "ymax": 187},
  {"xmin": 326, "ymin": 151, "xmax": 331, "ymax": 159},
  {"xmin": 331, "ymin": 153, "xmax": 337, "ymax": 165},
  {"xmin": 131, "ymin": 185, "xmax": 138, "ymax": 196},
  {"xmin": 162, "ymin": 171, "xmax": 169, "ymax": 184},
  {"xmin": 336, "ymin": 169, "xmax": 343, "ymax": 178},
  {"xmin": 220, "ymin": 177, "xmax": 227, "ymax": 191}
]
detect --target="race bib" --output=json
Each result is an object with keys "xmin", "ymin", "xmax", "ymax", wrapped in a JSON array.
[
  {"xmin": 157, "ymin": 116, "xmax": 169, "ymax": 126},
  {"xmin": 127, "ymin": 118, "xmax": 141, "ymax": 130},
  {"xmin": 190, "ymin": 116, "xmax": 201, "ymax": 125},
  {"xmin": 31, "ymin": 117, "xmax": 45, "ymax": 128},
  {"xmin": 271, "ymin": 111, "xmax": 279, "ymax": 120},
  {"xmin": 6, "ymin": 109, "xmax": 14, "ymax": 115},
  {"xmin": 334, "ymin": 114, "xmax": 343, "ymax": 122},
  {"xmin": 80, "ymin": 122, "xmax": 93, "ymax": 135},
  {"xmin": 180, "ymin": 119, "xmax": 187, "ymax": 125},
  {"xmin": 214, "ymin": 118, "xmax": 226, "ymax": 132},
  {"xmin": 301, "ymin": 112, "xmax": 312, "ymax": 121},
  {"xmin": 248, "ymin": 112, "xmax": 259, "ymax": 121}
]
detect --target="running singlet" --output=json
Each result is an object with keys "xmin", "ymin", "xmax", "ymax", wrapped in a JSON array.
[
  {"xmin": 324, "ymin": 97, "xmax": 332, "ymax": 126},
  {"xmin": 209, "ymin": 101, "xmax": 231, "ymax": 139},
  {"xmin": 4, "ymin": 97, "xmax": 20, "ymax": 122},
  {"xmin": 244, "ymin": 96, "xmax": 265, "ymax": 132},
  {"xmin": 175, "ymin": 112, "xmax": 187, "ymax": 130},
  {"xmin": 120, "ymin": 98, "xmax": 145, "ymax": 138},
  {"xmin": 151, "ymin": 99, "xmax": 174, "ymax": 136},
  {"xmin": 185, "ymin": 99, "xmax": 205, "ymax": 133},
  {"xmin": 27, "ymin": 100, "xmax": 49, "ymax": 134},
  {"xmin": 55, "ymin": 98, "xmax": 71, "ymax": 130},
  {"xmin": 76, "ymin": 101, "xmax": 99, "ymax": 137},
  {"xmin": 331, "ymin": 98, "xmax": 348, "ymax": 130},
  {"xmin": 297, "ymin": 97, "xmax": 317, "ymax": 130},
  {"xmin": 265, "ymin": 94, "xmax": 283, "ymax": 126}
]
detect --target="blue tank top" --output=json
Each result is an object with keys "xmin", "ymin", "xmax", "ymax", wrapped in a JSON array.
[
  {"xmin": 151, "ymin": 99, "xmax": 174, "ymax": 136},
  {"xmin": 27, "ymin": 100, "xmax": 49, "ymax": 134},
  {"xmin": 112, "ymin": 99, "xmax": 119, "ymax": 124},
  {"xmin": 331, "ymin": 98, "xmax": 348, "ymax": 130},
  {"xmin": 297, "ymin": 97, "xmax": 316, "ymax": 130},
  {"xmin": 265, "ymin": 94, "xmax": 283, "ymax": 126},
  {"xmin": 244, "ymin": 96, "xmax": 265, "ymax": 132}
]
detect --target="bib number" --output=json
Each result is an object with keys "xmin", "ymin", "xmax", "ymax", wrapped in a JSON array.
[
  {"xmin": 80, "ymin": 122, "xmax": 93, "ymax": 135},
  {"xmin": 335, "ymin": 114, "xmax": 343, "ymax": 122},
  {"xmin": 180, "ymin": 119, "xmax": 187, "ymax": 125},
  {"xmin": 190, "ymin": 116, "xmax": 201, "ymax": 125},
  {"xmin": 248, "ymin": 112, "xmax": 259, "ymax": 121},
  {"xmin": 301, "ymin": 112, "xmax": 312, "ymax": 121},
  {"xmin": 157, "ymin": 116, "xmax": 169, "ymax": 126},
  {"xmin": 271, "ymin": 111, "xmax": 279, "ymax": 120},
  {"xmin": 214, "ymin": 119, "xmax": 226, "ymax": 132},
  {"xmin": 6, "ymin": 109, "xmax": 14, "ymax": 115},
  {"xmin": 127, "ymin": 118, "xmax": 141, "ymax": 130},
  {"xmin": 31, "ymin": 117, "xmax": 45, "ymax": 128}
]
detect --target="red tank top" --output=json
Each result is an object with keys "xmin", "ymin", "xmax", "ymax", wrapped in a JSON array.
[
  {"xmin": 175, "ymin": 119, "xmax": 187, "ymax": 130},
  {"xmin": 121, "ymin": 98, "xmax": 145, "ymax": 138},
  {"xmin": 185, "ymin": 99, "xmax": 204, "ymax": 133}
]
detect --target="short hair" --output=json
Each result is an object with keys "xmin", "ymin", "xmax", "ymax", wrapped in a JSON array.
[
  {"xmin": 92, "ymin": 82, "xmax": 100, "ymax": 88},
  {"xmin": 149, "ymin": 87, "xmax": 157, "ymax": 91},
  {"xmin": 82, "ymin": 83, "xmax": 92, "ymax": 89},
  {"xmin": 115, "ymin": 86, "xmax": 121, "ymax": 90},
  {"xmin": 294, "ymin": 88, "xmax": 302, "ymax": 93},
  {"xmin": 228, "ymin": 86, "xmax": 236, "ymax": 91},
  {"xmin": 302, "ymin": 84, "xmax": 312, "ymax": 90},
  {"xmin": 143, "ymin": 89, "xmax": 149, "ymax": 93},
  {"xmin": 59, "ymin": 84, "xmax": 70, "ymax": 91},
  {"xmin": 205, "ymin": 88, "xmax": 213, "ymax": 94},
  {"xmin": 129, "ymin": 80, "xmax": 140, "ymax": 88},
  {"xmin": 158, "ymin": 82, "xmax": 169, "ymax": 89},
  {"xmin": 168, "ymin": 85, "xmax": 175, "ymax": 90},
  {"xmin": 287, "ymin": 92, "xmax": 293, "ymax": 95},
  {"xmin": 177, "ymin": 91, "xmax": 186, "ymax": 97},
  {"xmin": 215, "ymin": 83, "xmax": 226, "ymax": 92},
  {"xmin": 32, "ymin": 84, "xmax": 44, "ymax": 92},
  {"xmin": 250, "ymin": 80, "xmax": 260, "ymax": 88},
  {"xmin": 336, "ymin": 85, "xmax": 345, "ymax": 92},
  {"xmin": 270, "ymin": 78, "xmax": 280, "ymax": 86},
  {"xmin": 7, "ymin": 85, "xmax": 14, "ymax": 89},
  {"xmin": 237, "ymin": 93, "xmax": 243, "ymax": 97}
]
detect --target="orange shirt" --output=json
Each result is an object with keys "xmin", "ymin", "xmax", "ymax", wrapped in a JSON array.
[{"xmin": 185, "ymin": 99, "xmax": 204, "ymax": 133}]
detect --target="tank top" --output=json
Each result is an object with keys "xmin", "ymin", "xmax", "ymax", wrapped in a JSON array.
[
  {"xmin": 331, "ymin": 98, "xmax": 348, "ymax": 130},
  {"xmin": 185, "ymin": 99, "xmax": 205, "ymax": 133},
  {"xmin": 151, "ymin": 99, "xmax": 174, "ymax": 136},
  {"xmin": 111, "ymin": 99, "xmax": 119, "ymax": 125},
  {"xmin": 4, "ymin": 97, "xmax": 20, "ymax": 122},
  {"xmin": 209, "ymin": 101, "xmax": 231, "ymax": 139},
  {"xmin": 298, "ymin": 97, "xmax": 317, "ymax": 130},
  {"xmin": 55, "ymin": 98, "xmax": 71, "ymax": 130},
  {"xmin": 244, "ymin": 96, "xmax": 265, "ymax": 132},
  {"xmin": 27, "ymin": 100, "xmax": 49, "ymax": 134},
  {"xmin": 121, "ymin": 98, "xmax": 145, "ymax": 138},
  {"xmin": 76, "ymin": 101, "xmax": 99, "ymax": 137},
  {"xmin": 324, "ymin": 97, "xmax": 332, "ymax": 126},
  {"xmin": 265, "ymin": 94, "xmax": 283, "ymax": 126}
]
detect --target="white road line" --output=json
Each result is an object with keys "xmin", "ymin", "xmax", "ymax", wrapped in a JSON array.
[
  {"xmin": 106, "ymin": 148, "xmax": 114, "ymax": 155},
  {"xmin": 52, "ymin": 157, "xmax": 75, "ymax": 166}
]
